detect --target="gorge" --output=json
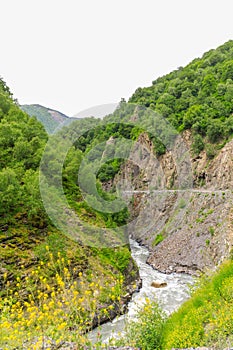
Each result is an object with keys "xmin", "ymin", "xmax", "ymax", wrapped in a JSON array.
[{"xmin": 1, "ymin": 39, "xmax": 233, "ymax": 349}]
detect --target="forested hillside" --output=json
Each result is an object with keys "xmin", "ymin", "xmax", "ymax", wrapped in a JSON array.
[
  {"xmin": 130, "ymin": 40, "xmax": 233, "ymax": 156},
  {"xmin": 0, "ymin": 81, "xmax": 48, "ymax": 224},
  {"xmin": 0, "ymin": 78, "xmax": 139, "ymax": 348},
  {"xmin": 21, "ymin": 104, "xmax": 71, "ymax": 134}
]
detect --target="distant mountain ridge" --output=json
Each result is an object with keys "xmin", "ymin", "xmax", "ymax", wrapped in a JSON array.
[
  {"xmin": 20, "ymin": 104, "xmax": 72, "ymax": 133},
  {"xmin": 20, "ymin": 103, "xmax": 115, "ymax": 134}
]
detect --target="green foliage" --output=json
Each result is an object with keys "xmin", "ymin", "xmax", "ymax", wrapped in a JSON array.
[
  {"xmin": 162, "ymin": 260, "xmax": 233, "ymax": 349},
  {"xmin": 209, "ymin": 227, "xmax": 215, "ymax": 236},
  {"xmin": 97, "ymin": 158, "xmax": 124, "ymax": 182},
  {"xmin": 178, "ymin": 198, "xmax": 187, "ymax": 209},
  {"xmin": 21, "ymin": 104, "xmax": 70, "ymax": 134},
  {"xmin": 205, "ymin": 143, "xmax": 217, "ymax": 159},
  {"xmin": 129, "ymin": 40, "xmax": 233, "ymax": 152},
  {"xmin": 207, "ymin": 119, "xmax": 224, "ymax": 143},
  {"xmin": 191, "ymin": 134, "xmax": 205, "ymax": 155},
  {"xmin": 152, "ymin": 136, "xmax": 167, "ymax": 156},
  {"xmin": 152, "ymin": 233, "xmax": 164, "ymax": 247},
  {"xmin": 0, "ymin": 248, "xmax": 126, "ymax": 348},
  {"xmin": 0, "ymin": 79, "xmax": 48, "ymax": 225},
  {"xmin": 34, "ymin": 231, "xmax": 67, "ymax": 260},
  {"xmin": 93, "ymin": 246, "xmax": 131, "ymax": 273},
  {"xmin": 116, "ymin": 300, "xmax": 166, "ymax": 350},
  {"xmin": 0, "ymin": 168, "xmax": 21, "ymax": 216}
]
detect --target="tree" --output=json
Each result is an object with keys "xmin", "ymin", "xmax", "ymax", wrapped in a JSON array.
[
  {"xmin": 207, "ymin": 120, "xmax": 223, "ymax": 143},
  {"xmin": 0, "ymin": 168, "xmax": 21, "ymax": 215},
  {"xmin": 221, "ymin": 61, "xmax": 233, "ymax": 81},
  {"xmin": 183, "ymin": 105, "xmax": 205, "ymax": 129},
  {"xmin": 191, "ymin": 134, "xmax": 204, "ymax": 155}
]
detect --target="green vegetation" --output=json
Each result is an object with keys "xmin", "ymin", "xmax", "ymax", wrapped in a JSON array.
[
  {"xmin": 0, "ymin": 247, "xmax": 125, "ymax": 348},
  {"xmin": 1, "ymin": 39, "xmax": 233, "ymax": 348},
  {"xmin": 162, "ymin": 259, "xmax": 233, "ymax": 349},
  {"xmin": 97, "ymin": 158, "xmax": 124, "ymax": 183},
  {"xmin": 21, "ymin": 104, "xmax": 70, "ymax": 134},
  {"xmin": 178, "ymin": 198, "xmax": 187, "ymax": 209},
  {"xmin": 152, "ymin": 233, "xmax": 164, "ymax": 247},
  {"xmin": 191, "ymin": 134, "xmax": 205, "ymax": 155},
  {"xmin": 0, "ymin": 80, "xmax": 48, "ymax": 225},
  {"xmin": 0, "ymin": 77, "xmax": 136, "ymax": 348},
  {"xmin": 209, "ymin": 226, "xmax": 215, "ymax": 236},
  {"xmin": 115, "ymin": 299, "xmax": 165, "ymax": 350},
  {"xmin": 129, "ymin": 40, "xmax": 233, "ymax": 154},
  {"xmin": 93, "ymin": 246, "xmax": 131, "ymax": 273}
]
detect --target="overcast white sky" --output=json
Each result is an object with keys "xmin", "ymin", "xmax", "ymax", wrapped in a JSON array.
[{"xmin": 1, "ymin": 0, "xmax": 232, "ymax": 116}]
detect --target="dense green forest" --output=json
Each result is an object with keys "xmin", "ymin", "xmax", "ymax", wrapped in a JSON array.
[
  {"xmin": 129, "ymin": 40, "xmax": 233, "ymax": 155},
  {"xmin": 0, "ymin": 77, "xmax": 137, "ymax": 348},
  {"xmin": 0, "ymin": 80, "xmax": 48, "ymax": 224}
]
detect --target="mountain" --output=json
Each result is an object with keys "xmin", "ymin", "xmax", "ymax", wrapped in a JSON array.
[
  {"xmin": 20, "ymin": 104, "xmax": 72, "ymax": 133},
  {"xmin": 1, "ymin": 39, "xmax": 233, "ymax": 349}
]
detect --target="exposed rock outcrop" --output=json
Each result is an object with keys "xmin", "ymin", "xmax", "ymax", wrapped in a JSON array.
[{"xmin": 110, "ymin": 133, "xmax": 233, "ymax": 275}]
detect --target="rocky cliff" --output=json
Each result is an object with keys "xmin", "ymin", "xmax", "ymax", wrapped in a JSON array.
[{"xmin": 112, "ymin": 133, "xmax": 233, "ymax": 275}]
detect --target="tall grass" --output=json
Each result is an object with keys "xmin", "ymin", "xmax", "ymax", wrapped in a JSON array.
[{"xmin": 162, "ymin": 260, "xmax": 233, "ymax": 349}]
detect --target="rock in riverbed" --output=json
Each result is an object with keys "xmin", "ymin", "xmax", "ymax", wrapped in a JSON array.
[{"xmin": 151, "ymin": 281, "xmax": 167, "ymax": 288}]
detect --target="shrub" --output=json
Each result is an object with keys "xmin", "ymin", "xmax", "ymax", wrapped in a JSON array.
[
  {"xmin": 209, "ymin": 227, "xmax": 215, "ymax": 236},
  {"xmin": 205, "ymin": 143, "xmax": 217, "ymax": 159},
  {"xmin": 178, "ymin": 198, "xmax": 187, "ymax": 209},
  {"xmin": 207, "ymin": 120, "xmax": 223, "ymax": 143},
  {"xmin": 191, "ymin": 134, "xmax": 205, "ymax": 155},
  {"xmin": 115, "ymin": 299, "xmax": 166, "ymax": 350},
  {"xmin": 153, "ymin": 233, "xmax": 164, "ymax": 247}
]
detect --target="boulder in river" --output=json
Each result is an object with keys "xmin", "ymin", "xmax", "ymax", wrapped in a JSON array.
[{"xmin": 151, "ymin": 281, "xmax": 167, "ymax": 288}]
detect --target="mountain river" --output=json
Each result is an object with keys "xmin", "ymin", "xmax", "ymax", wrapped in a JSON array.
[{"xmin": 88, "ymin": 239, "xmax": 194, "ymax": 344}]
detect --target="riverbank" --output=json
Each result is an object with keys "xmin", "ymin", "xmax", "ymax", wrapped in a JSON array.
[
  {"xmin": 91, "ymin": 254, "xmax": 142, "ymax": 330},
  {"xmin": 88, "ymin": 240, "xmax": 194, "ymax": 345}
]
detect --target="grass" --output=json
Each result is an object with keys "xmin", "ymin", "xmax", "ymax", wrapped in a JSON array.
[
  {"xmin": 92, "ymin": 246, "xmax": 131, "ymax": 273},
  {"xmin": 162, "ymin": 259, "xmax": 233, "ymax": 349},
  {"xmin": 152, "ymin": 233, "xmax": 164, "ymax": 247}
]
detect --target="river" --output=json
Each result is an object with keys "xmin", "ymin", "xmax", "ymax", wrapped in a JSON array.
[{"xmin": 88, "ymin": 239, "xmax": 194, "ymax": 344}]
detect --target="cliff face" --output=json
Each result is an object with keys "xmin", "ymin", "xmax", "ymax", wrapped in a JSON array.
[{"xmin": 113, "ymin": 134, "xmax": 233, "ymax": 275}]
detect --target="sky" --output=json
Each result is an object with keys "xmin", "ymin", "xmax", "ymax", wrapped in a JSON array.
[{"xmin": 1, "ymin": 0, "xmax": 232, "ymax": 117}]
